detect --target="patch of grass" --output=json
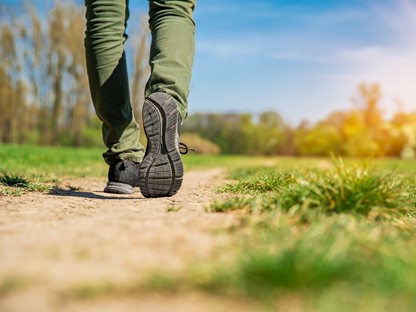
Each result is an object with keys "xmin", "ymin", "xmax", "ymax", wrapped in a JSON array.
[
  {"xmin": 0, "ymin": 274, "xmax": 34, "ymax": 295},
  {"xmin": 0, "ymin": 171, "xmax": 52, "ymax": 196},
  {"xmin": 0, "ymin": 171, "xmax": 30, "ymax": 187},
  {"xmin": 217, "ymin": 158, "xmax": 415, "ymax": 216},
  {"xmin": 69, "ymin": 281, "xmax": 119, "ymax": 300},
  {"xmin": 0, "ymin": 144, "xmax": 282, "ymax": 182},
  {"xmin": 185, "ymin": 158, "xmax": 416, "ymax": 310},
  {"xmin": 278, "ymin": 164, "xmax": 410, "ymax": 215},
  {"xmin": 137, "ymin": 213, "xmax": 416, "ymax": 311},
  {"xmin": 67, "ymin": 274, "xmax": 178, "ymax": 300},
  {"xmin": 28, "ymin": 183, "xmax": 52, "ymax": 192},
  {"xmin": 166, "ymin": 205, "xmax": 183, "ymax": 212},
  {"xmin": 208, "ymin": 197, "xmax": 251, "ymax": 213},
  {"xmin": 209, "ymin": 215, "xmax": 416, "ymax": 309},
  {"xmin": 219, "ymin": 171, "xmax": 294, "ymax": 194},
  {"xmin": 222, "ymin": 220, "xmax": 360, "ymax": 296},
  {"xmin": 0, "ymin": 186, "xmax": 25, "ymax": 196},
  {"xmin": 2, "ymin": 144, "xmax": 416, "ymax": 182},
  {"xmin": 144, "ymin": 273, "xmax": 178, "ymax": 290},
  {"xmin": 0, "ymin": 145, "xmax": 107, "ymax": 182}
]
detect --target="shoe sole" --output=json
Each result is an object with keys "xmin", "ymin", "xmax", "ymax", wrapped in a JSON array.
[
  {"xmin": 138, "ymin": 93, "xmax": 183, "ymax": 198},
  {"xmin": 104, "ymin": 182, "xmax": 134, "ymax": 194}
]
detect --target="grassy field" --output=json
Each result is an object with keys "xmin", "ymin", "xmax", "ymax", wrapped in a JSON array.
[
  {"xmin": 2, "ymin": 144, "xmax": 416, "ymax": 181},
  {"xmin": 199, "ymin": 159, "xmax": 416, "ymax": 311},
  {"xmin": 0, "ymin": 144, "xmax": 281, "ymax": 182},
  {"xmin": 1, "ymin": 145, "xmax": 416, "ymax": 311}
]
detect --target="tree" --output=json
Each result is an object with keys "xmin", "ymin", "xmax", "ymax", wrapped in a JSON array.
[
  {"xmin": 295, "ymin": 123, "xmax": 343, "ymax": 156},
  {"xmin": 0, "ymin": 21, "xmax": 29, "ymax": 144}
]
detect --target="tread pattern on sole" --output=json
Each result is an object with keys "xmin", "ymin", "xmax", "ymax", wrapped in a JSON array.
[
  {"xmin": 138, "ymin": 92, "xmax": 183, "ymax": 198},
  {"xmin": 104, "ymin": 182, "xmax": 134, "ymax": 194}
]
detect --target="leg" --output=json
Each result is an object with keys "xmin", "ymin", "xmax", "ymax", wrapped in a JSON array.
[
  {"xmin": 146, "ymin": 0, "xmax": 196, "ymax": 120},
  {"xmin": 84, "ymin": 0, "xmax": 144, "ymax": 165},
  {"xmin": 138, "ymin": 0, "xmax": 196, "ymax": 197},
  {"xmin": 85, "ymin": 0, "xmax": 143, "ymax": 194}
]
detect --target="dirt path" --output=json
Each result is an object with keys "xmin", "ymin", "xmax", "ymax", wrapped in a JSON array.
[{"xmin": 0, "ymin": 169, "xmax": 256, "ymax": 312}]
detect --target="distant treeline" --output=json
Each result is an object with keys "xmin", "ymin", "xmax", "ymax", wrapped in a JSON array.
[
  {"xmin": 1, "ymin": 2, "xmax": 416, "ymax": 158},
  {"xmin": 183, "ymin": 83, "xmax": 416, "ymax": 158}
]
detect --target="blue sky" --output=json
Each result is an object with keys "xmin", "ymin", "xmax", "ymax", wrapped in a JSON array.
[
  {"xmin": 130, "ymin": 0, "xmax": 416, "ymax": 124},
  {"xmin": 4, "ymin": 0, "xmax": 416, "ymax": 124},
  {"xmin": 130, "ymin": 0, "xmax": 416, "ymax": 123}
]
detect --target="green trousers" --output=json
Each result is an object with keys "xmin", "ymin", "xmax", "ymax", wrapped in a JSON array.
[{"xmin": 84, "ymin": 0, "xmax": 196, "ymax": 164}]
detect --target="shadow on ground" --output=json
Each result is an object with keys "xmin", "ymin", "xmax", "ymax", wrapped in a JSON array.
[{"xmin": 49, "ymin": 188, "xmax": 143, "ymax": 200}]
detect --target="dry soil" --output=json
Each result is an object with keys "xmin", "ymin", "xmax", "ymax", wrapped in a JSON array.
[{"xmin": 0, "ymin": 169, "xmax": 259, "ymax": 312}]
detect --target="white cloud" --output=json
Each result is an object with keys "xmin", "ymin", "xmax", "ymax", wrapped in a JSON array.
[{"xmin": 333, "ymin": 0, "xmax": 416, "ymax": 112}]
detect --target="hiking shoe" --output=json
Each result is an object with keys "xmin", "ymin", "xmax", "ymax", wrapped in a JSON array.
[
  {"xmin": 138, "ymin": 92, "xmax": 184, "ymax": 198},
  {"xmin": 104, "ymin": 160, "xmax": 140, "ymax": 194}
]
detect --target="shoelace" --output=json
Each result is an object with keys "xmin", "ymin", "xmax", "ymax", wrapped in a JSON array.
[{"xmin": 179, "ymin": 142, "xmax": 197, "ymax": 155}]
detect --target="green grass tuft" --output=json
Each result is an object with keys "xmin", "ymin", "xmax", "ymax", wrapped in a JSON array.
[
  {"xmin": 0, "ymin": 275, "xmax": 34, "ymax": 295},
  {"xmin": 219, "ymin": 171, "xmax": 294, "ymax": 194},
  {"xmin": 208, "ymin": 197, "xmax": 251, "ymax": 213},
  {"xmin": 0, "ymin": 171, "xmax": 30, "ymax": 187},
  {"xmin": 217, "ymin": 158, "xmax": 415, "ymax": 216},
  {"xmin": 166, "ymin": 205, "xmax": 183, "ymax": 212},
  {"xmin": 69, "ymin": 281, "xmax": 119, "ymax": 300},
  {"xmin": 278, "ymin": 159, "xmax": 412, "ymax": 215},
  {"xmin": 0, "ymin": 171, "xmax": 52, "ymax": 196}
]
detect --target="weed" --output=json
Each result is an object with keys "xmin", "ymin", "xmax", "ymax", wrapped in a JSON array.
[
  {"xmin": 0, "ymin": 171, "xmax": 52, "ymax": 196},
  {"xmin": 69, "ymin": 281, "xmax": 121, "ymax": 299},
  {"xmin": 0, "ymin": 275, "xmax": 33, "ymax": 295},
  {"xmin": 219, "ymin": 171, "xmax": 294, "ymax": 195},
  {"xmin": 207, "ymin": 197, "xmax": 251, "ymax": 213},
  {"xmin": 0, "ymin": 186, "xmax": 25, "ymax": 196},
  {"xmin": 144, "ymin": 273, "xmax": 178, "ymax": 290},
  {"xmin": 166, "ymin": 205, "xmax": 182, "ymax": 212},
  {"xmin": 217, "ymin": 159, "xmax": 415, "ymax": 216},
  {"xmin": 0, "ymin": 171, "xmax": 30, "ymax": 187},
  {"xmin": 277, "ymin": 160, "xmax": 412, "ymax": 215}
]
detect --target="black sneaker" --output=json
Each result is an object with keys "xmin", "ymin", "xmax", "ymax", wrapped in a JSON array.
[
  {"xmin": 104, "ymin": 160, "xmax": 140, "ymax": 194},
  {"xmin": 138, "ymin": 92, "xmax": 184, "ymax": 198}
]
